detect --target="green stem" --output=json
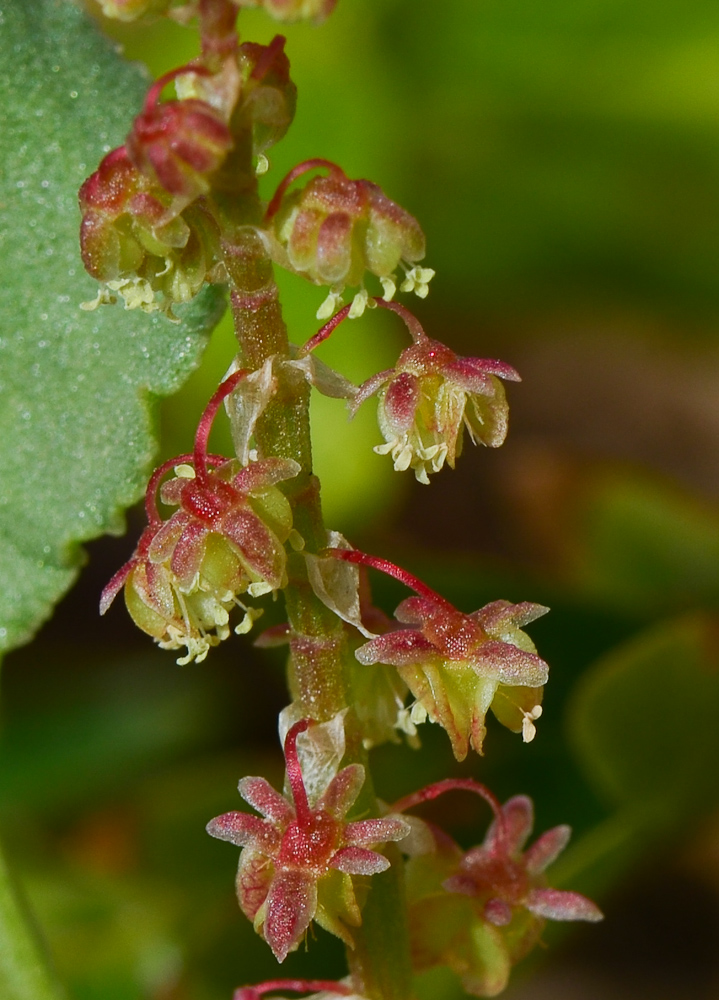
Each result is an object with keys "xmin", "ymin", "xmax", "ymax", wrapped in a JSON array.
[
  {"xmin": 0, "ymin": 836, "xmax": 66, "ymax": 1000},
  {"xmin": 221, "ymin": 217, "xmax": 413, "ymax": 999}
]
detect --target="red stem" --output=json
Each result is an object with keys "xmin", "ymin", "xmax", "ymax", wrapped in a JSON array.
[
  {"xmin": 301, "ymin": 303, "xmax": 353, "ymax": 354},
  {"xmin": 265, "ymin": 158, "xmax": 344, "ymax": 221},
  {"xmin": 234, "ymin": 981, "xmax": 352, "ymax": 1000},
  {"xmin": 143, "ymin": 64, "xmax": 212, "ymax": 113},
  {"xmin": 373, "ymin": 298, "xmax": 426, "ymax": 344},
  {"xmin": 391, "ymin": 778, "xmax": 507, "ymax": 843},
  {"xmin": 283, "ymin": 719, "xmax": 314, "ymax": 830},
  {"xmin": 193, "ymin": 369, "xmax": 248, "ymax": 483},
  {"xmin": 325, "ymin": 548, "xmax": 454, "ymax": 609}
]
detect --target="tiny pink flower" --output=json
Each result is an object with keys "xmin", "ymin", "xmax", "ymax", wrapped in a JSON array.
[
  {"xmin": 265, "ymin": 160, "xmax": 429, "ymax": 318},
  {"xmin": 206, "ymin": 719, "xmax": 410, "ymax": 961},
  {"xmin": 329, "ymin": 549, "xmax": 549, "ymax": 760},
  {"xmin": 350, "ymin": 302, "xmax": 520, "ymax": 483},
  {"xmin": 357, "ymin": 593, "xmax": 549, "ymax": 760},
  {"xmin": 443, "ymin": 795, "xmax": 602, "ymax": 927},
  {"xmin": 396, "ymin": 781, "xmax": 602, "ymax": 998},
  {"xmin": 126, "ymin": 94, "xmax": 232, "ymax": 202},
  {"xmin": 100, "ymin": 373, "xmax": 300, "ymax": 662}
]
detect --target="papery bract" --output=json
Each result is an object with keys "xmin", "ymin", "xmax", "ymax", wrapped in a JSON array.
[{"xmin": 206, "ymin": 719, "xmax": 409, "ymax": 961}]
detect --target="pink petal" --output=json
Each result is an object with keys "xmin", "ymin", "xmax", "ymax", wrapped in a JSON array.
[
  {"xmin": 382, "ymin": 372, "xmax": 420, "ymax": 435},
  {"xmin": 446, "ymin": 356, "xmax": 521, "ymax": 386},
  {"xmin": 236, "ymin": 848, "xmax": 273, "ymax": 921},
  {"xmin": 484, "ymin": 898, "xmax": 513, "ymax": 926},
  {"xmin": 485, "ymin": 795, "xmax": 534, "ymax": 854},
  {"xmin": 525, "ymin": 825, "xmax": 572, "ymax": 875},
  {"xmin": 318, "ymin": 764, "xmax": 365, "ymax": 819},
  {"xmin": 221, "ymin": 507, "xmax": 284, "ymax": 589},
  {"xmin": 329, "ymin": 846, "xmax": 390, "ymax": 876},
  {"xmin": 394, "ymin": 595, "xmax": 439, "ymax": 626},
  {"xmin": 148, "ymin": 513, "xmax": 190, "ymax": 564},
  {"xmin": 233, "ymin": 458, "xmax": 301, "ymax": 494},
  {"xmin": 170, "ymin": 521, "xmax": 208, "ymax": 590},
  {"xmin": 355, "ymin": 629, "xmax": 437, "ymax": 667},
  {"xmin": 99, "ymin": 560, "xmax": 134, "ymax": 615},
  {"xmin": 141, "ymin": 562, "xmax": 176, "ymax": 619},
  {"xmin": 349, "ymin": 369, "xmax": 395, "ymax": 416},
  {"xmin": 525, "ymin": 888, "xmax": 603, "ymax": 922},
  {"xmin": 474, "ymin": 642, "xmax": 549, "ymax": 687},
  {"xmin": 316, "ymin": 212, "xmax": 354, "ymax": 285},
  {"xmin": 205, "ymin": 811, "xmax": 280, "ymax": 854},
  {"xmin": 344, "ymin": 816, "xmax": 410, "ymax": 847},
  {"xmin": 471, "ymin": 599, "xmax": 550, "ymax": 631},
  {"xmin": 159, "ymin": 477, "xmax": 188, "ymax": 507},
  {"xmin": 238, "ymin": 777, "xmax": 295, "ymax": 826},
  {"xmin": 263, "ymin": 869, "xmax": 318, "ymax": 962}
]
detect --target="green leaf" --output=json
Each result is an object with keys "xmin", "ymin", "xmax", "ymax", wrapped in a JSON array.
[
  {"xmin": 567, "ymin": 612, "xmax": 719, "ymax": 811},
  {"xmin": 0, "ymin": 0, "xmax": 225, "ymax": 656}
]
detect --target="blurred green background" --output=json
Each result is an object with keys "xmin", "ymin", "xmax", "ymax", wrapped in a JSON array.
[{"xmin": 5, "ymin": 0, "xmax": 719, "ymax": 997}]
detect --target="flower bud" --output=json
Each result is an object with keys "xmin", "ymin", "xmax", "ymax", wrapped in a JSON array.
[
  {"xmin": 238, "ymin": 38, "xmax": 297, "ymax": 156},
  {"xmin": 79, "ymin": 149, "xmax": 223, "ymax": 315},
  {"xmin": 126, "ymin": 97, "xmax": 233, "ymax": 201}
]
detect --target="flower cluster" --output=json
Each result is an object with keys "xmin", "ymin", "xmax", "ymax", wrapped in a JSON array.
[
  {"xmin": 397, "ymin": 781, "xmax": 602, "ymax": 997},
  {"xmin": 266, "ymin": 160, "xmax": 431, "ymax": 318},
  {"xmin": 328, "ymin": 549, "xmax": 548, "ymax": 759},
  {"xmin": 101, "ymin": 373, "xmax": 299, "ymax": 663},
  {"xmin": 80, "ymin": 35, "xmax": 296, "ymax": 315},
  {"xmin": 207, "ymin": 718, "xmax": 409, "ymax": 960}
]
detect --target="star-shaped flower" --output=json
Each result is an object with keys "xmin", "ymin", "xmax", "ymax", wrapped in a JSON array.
[
  {"xmin": 206, "ymin": 719, "xmax": 410, "ymax": 961},
  {"xmin": 327, "ymin": 548, "xmax": 549, "ymax": 760},
  {"xmin": 100, "ymin": 372, "xmax": 299, "ymax": 662},
  {"xmin": 357, "ymin": 593, "xmax": 549, "ymax": 760},
  {"xmin": 396, "ymin": 781, "xmax": 602, "ymax": 998}
]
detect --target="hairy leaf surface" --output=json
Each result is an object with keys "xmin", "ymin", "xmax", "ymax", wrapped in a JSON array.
[{"xmin": 0, "ymin": 0, "xmax": 225, "ymax": 656}]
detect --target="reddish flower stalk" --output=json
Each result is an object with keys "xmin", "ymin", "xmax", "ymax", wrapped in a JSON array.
[
  {"xmin": 392, "ymin": 778, "xmax": 506, "ymax": 844},
  {"xmin": 283, "ymin": 718, "xmax": 314, "ymax": 828},
  {"xmin": 373, "ymin": 297, "xmax": 425, "ymax": 343},
  {"xmin": 325, "ymin": 546, "xmax": 454, "ymax": 608},
  {"xmin": 265, "ymin": 158, "xmax": 344, "ymax": 220},
  {"xmin": 301, "ymin": 302, "xmax": 353, "ymax": 354},
  {"xmin": 193, "ymin": 369, "xmax": 248, "ymax": 482},
  {"xmin": 142, "ymin": 63, "xmax": 212, "ymax": 114},
  {"xmin": 233, "ymin": 981, "xmax": 352, "ymax": 1000}
]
